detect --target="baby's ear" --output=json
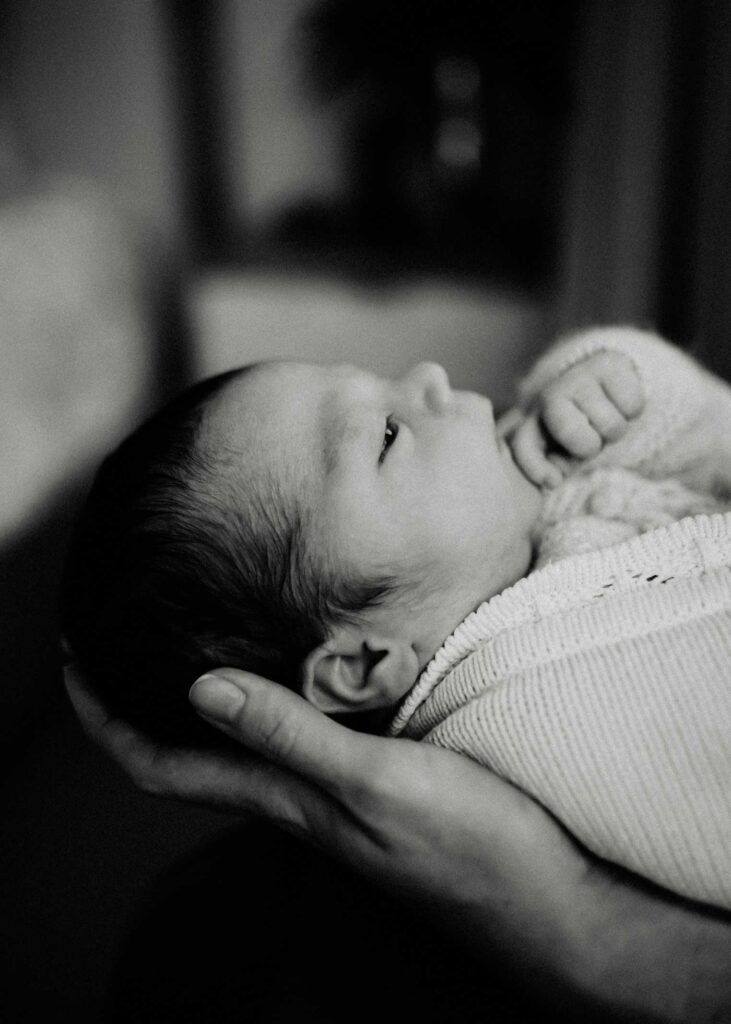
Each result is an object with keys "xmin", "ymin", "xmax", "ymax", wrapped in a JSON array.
[{"xmin": 300, "ymin": 627, "xmax": 418, "ymax": 715}]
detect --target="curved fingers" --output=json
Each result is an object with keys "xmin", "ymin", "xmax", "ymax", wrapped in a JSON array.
[
  {"xmin": 542, "ymin": 395, "xmax": 602, "ymax": 458},
  {"xmin": 64, "ymin": 664, "xmax": 335, "ymax": 832},
  {"xmin": 189, "ymin": 669, "xmax": 416, "ymax": 819},
  {"xmin": 509, "ymin": 414, "xmax": 562, "ymax": 487},
  {"xmin": 575, "ymin": 386, "xmax": 629, "ymax": 442},
  {"xmin": 64, "ymin": 663, "xmax": 159, "ymax": 784},
  {"xmin": 596, "ymin": 355, "xmax": 645, "ymax": 419}
]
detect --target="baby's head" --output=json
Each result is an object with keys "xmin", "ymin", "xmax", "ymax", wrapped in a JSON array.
[{"xmin": 63, "ymin": 359, "xmax": 540, "ymax": 743}]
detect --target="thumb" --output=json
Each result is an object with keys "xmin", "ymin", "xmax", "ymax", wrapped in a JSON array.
[{"xmin": 189, "ymin": 668, "xmax": 376, "ymax": 797}]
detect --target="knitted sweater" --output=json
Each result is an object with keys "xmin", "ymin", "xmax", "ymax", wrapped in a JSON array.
[{"xmin": 389, "ymin": 328, "xmax": 731, "ymax": 909}]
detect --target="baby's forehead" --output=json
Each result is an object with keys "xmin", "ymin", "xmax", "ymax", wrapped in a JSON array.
[
  {"xmin": 219, "ymin": 359, "xmax": 320, "ymax": 406},
  {"xmin": 207, "ymin": 361, "xmax": 324, "ymax": 438},
  {"xmin": 202, "ymin": 361, "xmax": 327, "ymax": 502}
]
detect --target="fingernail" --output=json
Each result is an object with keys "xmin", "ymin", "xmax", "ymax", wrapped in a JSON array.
[{"xmin": 189, "ymin": 674, "xmax": 246, "ymax": 721}]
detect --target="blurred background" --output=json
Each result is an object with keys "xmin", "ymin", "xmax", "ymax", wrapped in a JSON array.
[{"xmin": 1, "ymin": 0, "xmax": 730, "ymax": 1019}]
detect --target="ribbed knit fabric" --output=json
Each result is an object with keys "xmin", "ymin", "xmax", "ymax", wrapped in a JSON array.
[{"xmin": 388, "ymin": 329, "xmax": 731, "ymax": 909}]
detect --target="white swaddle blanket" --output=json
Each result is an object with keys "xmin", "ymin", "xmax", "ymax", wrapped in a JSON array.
[{"xmin": 389, "ymin": 512, "xmax": 731, "ymax": 907}]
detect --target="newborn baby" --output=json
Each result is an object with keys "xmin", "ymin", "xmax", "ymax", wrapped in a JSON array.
[{"xmin": 64, "ymin": 327, "xmax": 731, "ymax": 908}]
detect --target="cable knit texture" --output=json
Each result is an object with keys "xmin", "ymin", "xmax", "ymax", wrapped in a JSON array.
[{"xmin": 388, "ymin": 328, "xmax": 731, "ymax": 909}]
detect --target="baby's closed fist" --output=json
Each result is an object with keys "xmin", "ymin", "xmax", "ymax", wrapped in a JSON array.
[
  {"xmin": 539, "ymin": 351, "xmax": 644, "ymax": 456},
  {"xmin": 508, "ymin": 351, "xmax": 645, "ymax": 488}
]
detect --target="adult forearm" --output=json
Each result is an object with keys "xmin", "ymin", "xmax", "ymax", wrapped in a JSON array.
[
  {"xmin": 581, "ymin": 866, "xmax": 731, "ymax": 1024},
  {"xmin": 389, "ymin": 789, "xmax": 731, "ymax": 1024},
  {"xmin": 441, "ymin": 849, "xmax": 731, "ymax": 1023}
]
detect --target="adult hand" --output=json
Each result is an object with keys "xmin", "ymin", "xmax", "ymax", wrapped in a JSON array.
[
  {"xmin": 64, "ymin": 662, "xmax": 579, "ymax": 895},
  {"xmin": 65, "ymin": 665, "xmax": 731, "ymax": 1023}
]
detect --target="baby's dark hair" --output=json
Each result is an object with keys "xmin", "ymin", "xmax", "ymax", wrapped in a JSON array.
[{"xmin": 62, "ymin": 367, "xmax": 394, "ymax": 744}]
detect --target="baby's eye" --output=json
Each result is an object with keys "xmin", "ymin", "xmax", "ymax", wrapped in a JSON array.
[{"xmin": 379, "ymin": 418, "xmax": 399, "ymax": 463}]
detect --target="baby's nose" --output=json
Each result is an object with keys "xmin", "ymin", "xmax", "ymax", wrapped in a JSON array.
[{"xmin": 405, "ymin": 362, "xmax": 452, "ymax": 414}]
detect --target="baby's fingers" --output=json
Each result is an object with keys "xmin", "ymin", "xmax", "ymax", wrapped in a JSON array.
[
  {"xmin": 574, "ymin": 384, "xmax": 630, "ymax": 443},
  {"xmin": 599, "ymin": 363, "xmax": 645, "ymax": 419},
  {"xmin": 541, "ymin": 395, "xmax": 602, "ymax": 458},
  {"xmin": 509, "ymin": 415, "xmax": 562, "ymax": 488}
]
